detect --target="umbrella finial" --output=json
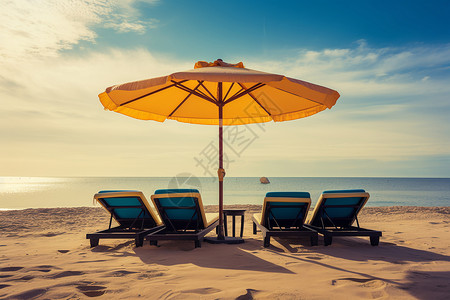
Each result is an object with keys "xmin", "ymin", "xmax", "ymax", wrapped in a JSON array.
[{"xmin": 194, "ymin": 59, "xmax": 245, "ymax": 69}]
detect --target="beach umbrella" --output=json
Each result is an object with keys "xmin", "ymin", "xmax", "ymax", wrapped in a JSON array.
[{"xmin": 98, "ymin": 59, "xmax": 340, "ymax": 242}]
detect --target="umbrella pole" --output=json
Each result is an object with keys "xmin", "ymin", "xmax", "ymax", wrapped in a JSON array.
[
  {"xmin": 217, "ymin": 82, "xmax": 225, "ymax": 240},
  {"xmin": 205, "ymin": 81, "xmax": 243, "ymax": 244}
]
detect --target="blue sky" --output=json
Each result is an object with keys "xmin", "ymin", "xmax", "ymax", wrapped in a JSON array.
[{"xmin": 1, "ymin": 0, "xmax": 450, "ymax": 177}]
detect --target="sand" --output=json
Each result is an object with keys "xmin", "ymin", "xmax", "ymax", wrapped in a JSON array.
[{"xmin": 0, "ymin": 205, "xmax": 449, "ymax": 299}]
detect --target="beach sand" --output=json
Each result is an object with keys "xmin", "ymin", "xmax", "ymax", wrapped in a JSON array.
[{"xmin": 0, "ymin": 206, "xmax": 449, "ymax": 299}]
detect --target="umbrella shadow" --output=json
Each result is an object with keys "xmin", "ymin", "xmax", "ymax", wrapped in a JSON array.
[
  {"xmin": 268, "ymin": 236, "xmax": 450, "ymax": 300},
  {"xmin": 133, "ymin": 240, "xmax": 294, "ymax": 274},
  {"xmin": 399, "ymin": 270, "xmax": 450, "ymax": 300},
  {"xmin": 308, "ymin": 236, "xmax": 450, "ymax": 264}
]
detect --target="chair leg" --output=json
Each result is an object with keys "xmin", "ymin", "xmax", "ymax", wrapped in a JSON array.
[
  {"xmin": 194, "ymin": 240, "xmax": 201, "ymax": 248},
  {"xmin": 253, "ymin": 222, "xmax": 257, "ymax": 235},
  {"xmin": 263, "ymin": 236, "xmax": 271, "ymax": 248},
  {"xmin": 135, "ymin": 237, "xmax": 144, "ymax": 247},
  {"xmin": 224, "ymin": 215, "xmax": 228, "ymax": 236},
  {"xmin": 310, "ymin": 234, "xmax": 318, "ymax": 246},
  {"xmin": 324, "ymin": 235, "xmax": 332, "ymax": 246},
  {"xmin": 370, "ymin": 236, "xmax": 380, "ymax": 246},
  {"xmin": 240, "ymin": 215, "xmax": 245, "ymax": 238},
  {"xmin": 90, "ymin": 238, "xmax": 99, "ymax": 247}
]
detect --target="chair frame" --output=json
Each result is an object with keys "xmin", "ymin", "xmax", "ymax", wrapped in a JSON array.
[
  {"xmin": 147, "ymin": 192, "xmax": 218, "ymax": 248},
  {"xmin": 305, "ymin": 191, "xmax": 382, "ymax": 246},
  {"xmin": 252, "ymin": 197, "xmax": 318, "ymax": 248},
  {"xmin": 86, "ymin": 191, "xmax": 165, "ymax": 247}
]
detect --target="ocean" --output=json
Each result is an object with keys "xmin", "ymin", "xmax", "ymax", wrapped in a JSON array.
[
  {"xmin": 0, "ymin": 176, "xmax": 449, "ymax": 210},
  {"xmin": 0, "ymin": 174, "xmax": 450, "ymax": 209}
]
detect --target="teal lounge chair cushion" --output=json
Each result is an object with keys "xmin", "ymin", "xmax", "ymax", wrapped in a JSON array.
[
  {"xmin": 97, "ymin": 191, "xmax": 152, "ymax": 220},
  {"xmin": 153, "ymin": 189, "xmax": 200, "ymax": 221},
  {"xmin": 266, "ymin": 191, "xmax": 311, "ymax": 198},
  {"xmin": 266, "ymin": 203, "xmax": 309, "ymax": 221},
  {"xmin": 309, "ymin": 189, "xmax": 369, "ymax": 227},
  {"xmin": 263, "ymin": 192, "xmax": 310, "ymax": 228},
  {"xmin": 321, "ymin": 189, "xmax": 366, "ymax": 218}
]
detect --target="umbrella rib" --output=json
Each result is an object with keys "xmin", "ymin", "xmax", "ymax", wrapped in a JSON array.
[
  {"xmin": 271, "ymin": 86, "xmax": 325, "ymax": 106},
  {"xmin": 192, "ymin": 83, "xmax": 210, "ymax": 99},
  {"xmin": 222, "ymin": 82, "xmax": 235, "ymax": 102},
  {"xmin": 197, "ymin": 81, "xmax": 218, "ymax": 102},
  {"xmin": 170, "ymin": 80, "xmax": 218, "ymax": 105},
  {"xmin": 237, "ymin": 83, "xmax": 272, "ymax": 116},
  {"xmin": 168, "ymin": 82, "xmax": 203, "ymax": 117},
  {"xmin": 225, "ymin": 87, "xmax": 244, "ymax": 102},
  {"xmin": 224, "ymin": 83, "xmax": 265, "ymax": 105},
  {"xmin": 119, "ymin": 80, "xmax": 188, "ymax": 106}
]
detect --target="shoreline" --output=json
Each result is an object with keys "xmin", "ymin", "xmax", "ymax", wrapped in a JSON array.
[{"xmin": 1, "ymin": 206, "xmax": 449, "ymax": 299}]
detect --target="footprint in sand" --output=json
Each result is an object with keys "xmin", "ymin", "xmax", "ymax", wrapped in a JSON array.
[
  {"xmin": 41, "ymin": 232, "xmax": 63, "ymax": 237},
  {"xmin": 236, "ymin": 289, "xmax": 260, "ymax": 300},
  {"xmin": 108, "ymin": 270, "xmax": 139, "ymax": 277},
  {"xmin": 9, "ymin": 275, "xmax": 35, "ymax": 281},
  {"xmin": 58, "ymin": 250, "xmax": 70, "ymax": 253},
  {"xmin": 50, "ymin": 270, "xmax": 85, "ymax": 279},
  {"xmin": 338, "ymin": 277, "xmax": 378, "ymax": 283},
  {"xmin": 10, "ymin": 288, "xmax": 47, "ymax": 299},
  {"xmin": 362, "ymin": 280, "xmax": 387, "ymax": 289},
  {"xmin": 182, "ymin": 288, "xmax": 221, "ymax": 294},
  {"xmin": 0, "ymin": 266, "xmax": 23, "ymax": 271},
  {"xmin": 77, "ymin": 284, "xmax": 107, "ymax": 297},
  {"xmin": 336, "ymin": 278, "xmax": 387, "ymax": 299},
  {"xmin": 31, "ymin": 265, "xmax": 57, "ymax": 273},
  {"xmin": 162, "ymin": 287, "xmax": 222, "ymax": 299},
  {"xmin": 363, "ymin": 281, "xmax": 388, "ymax": 299},
  {"xmin": 137, "ymin": 270, "xmax": 165, "ymax": 279},
  {"xmin": 305, "ymin": 256, "xmax": 323, "ymax": 260}
]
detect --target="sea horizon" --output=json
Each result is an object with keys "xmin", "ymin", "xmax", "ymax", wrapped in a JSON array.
[{"xmin": 1, "ymin": 176, "xmax": 449, "ymax": 210}]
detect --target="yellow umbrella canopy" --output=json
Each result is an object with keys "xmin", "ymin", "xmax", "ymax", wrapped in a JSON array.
[
  {"xmin": 98, "ymin": 59, "xmax": 340, "ymax": 242},
  {"xmin": 99, "ymin": 59, "xmax": 339, "ymax": 125}
]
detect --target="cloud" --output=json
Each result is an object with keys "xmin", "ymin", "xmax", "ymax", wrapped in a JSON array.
[
  {"xmin": 1, "ymin": 39, "xmax": 449, "ymax": 176},
  {"xmin": 247, "ymin": 40, "xmax": 450, "ymax": 99},
  {"xmin": 0, "ymin": 0, "xmax": 158, "ymax": 61}
]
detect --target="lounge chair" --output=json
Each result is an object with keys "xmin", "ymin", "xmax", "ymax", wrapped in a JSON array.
[
  {"xmin": 305, "ymin": 189, "xmax": 382, "ymax": 246},
  {"xmin": 147, "ymin": 189, "xmax": 219, "ymax": 248},
  {"xmin": 251, "ymin": 192, "xmax": 318, "ymax": 247},
  {"xmin": 86, "ymin": 190, "xmax": 165, "ymax": 247}
]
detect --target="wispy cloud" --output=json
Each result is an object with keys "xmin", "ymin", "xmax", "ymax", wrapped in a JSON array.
[
  {"xmin": 249, "ymin": 40, "xmax": 450, "ymax": 99},
  {"xmin": 0, "ymin": 0, "xmax": 158, "ymax": 61}
]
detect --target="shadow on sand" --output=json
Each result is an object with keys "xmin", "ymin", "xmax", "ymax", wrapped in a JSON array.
[
  {"xmin": 90, "ymin": 238, "xmax": 294, "ymax": 274},
  {"xmin": 270, "ymin": 236, "xmax": 450, "ymax": 300},
  {"xmin": 133, "ymin": 239, "xmax": 294, "ymax": 274},
  {"xmin": 89, "ymin": 235, "xmax": 449, "ymax": 299}
]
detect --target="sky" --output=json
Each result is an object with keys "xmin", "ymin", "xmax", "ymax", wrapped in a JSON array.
[{"xmin": 1, "ymin": 0, "xmax": 450, "ymax": 178}]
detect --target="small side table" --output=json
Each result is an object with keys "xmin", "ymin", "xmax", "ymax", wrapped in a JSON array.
[{"xmin": 223, "ymin": 209, "xmax": 246, "ymax": 239}]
